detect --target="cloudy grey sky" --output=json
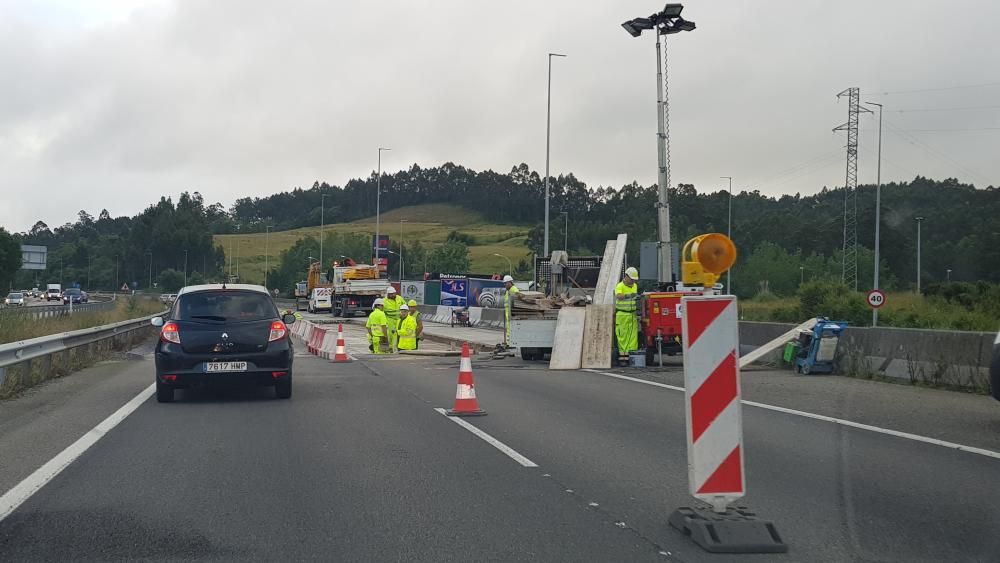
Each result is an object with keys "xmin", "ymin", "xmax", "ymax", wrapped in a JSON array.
[{"xmin": 2, "ymin": 0, "xmax": 997, "ymax": 232}]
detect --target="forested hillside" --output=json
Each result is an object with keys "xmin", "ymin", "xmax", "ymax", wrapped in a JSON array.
[{"xmin": 11, "ymin": 161, "xmax": 998, "ymax": 295}]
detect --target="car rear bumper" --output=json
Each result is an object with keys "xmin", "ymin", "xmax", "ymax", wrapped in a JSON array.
[{"xmin": 155, "ymin": 349, "xmax": 293, "ymax": 387}]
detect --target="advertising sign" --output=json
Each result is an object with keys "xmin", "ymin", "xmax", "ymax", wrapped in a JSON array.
[
  {"xmin": 440, "ymin": 278, "xmax": 467, "ymax": 307},
  {"xmin": 20, "ymin": 245, "xmax": 47, "ymax": 270},
  {"xmin": 468, "ymin": 278, "xmax": 506, "ymax": 308},
  {"xmin": 401, "ymin": 281, "xmax": 425, "ymax": 304},
  {"xmin": 373, "ymin": 235, "xmax": 390, "ymax": 252}
]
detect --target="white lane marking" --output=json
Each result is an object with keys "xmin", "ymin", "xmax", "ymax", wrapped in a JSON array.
[
  {"xmin": 582, "ymin": 369, "xmax": 1000, "ymax": 461},
  {"xmin": 433, "ymin": 408, "xmax": 538, "ymax": 467},
  {"xmin": 0, "ymin": 383, "xmax": 155, "ymax": 522}
]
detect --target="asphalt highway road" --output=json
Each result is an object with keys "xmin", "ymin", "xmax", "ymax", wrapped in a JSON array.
[{"xmin": 1, "ymin": 326, "xmax": 998, "ymax": 562}]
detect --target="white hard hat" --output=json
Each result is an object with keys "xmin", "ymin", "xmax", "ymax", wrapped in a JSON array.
[
  {"xmin": 399, "ymin": 304, "xmax": 409, "ymax": 311},
  {"xmin": 503, "ymin": 275, "xmax": 514, "ymax": 283},
  {"xmin": 386, "ymin": 286, "xmax": 396, "ymax": 294},
  {"xmin": 373, "ymin": 298, "xmax": 384, "ymax": 307},
  {"xmin": 625, "ymin": 267, "xmax": 639, "ymax": 279}
]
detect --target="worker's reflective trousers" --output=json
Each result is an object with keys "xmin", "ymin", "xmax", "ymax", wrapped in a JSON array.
[{"xmin": 615, "ymin": 311, "xmax": 639, "ymax": 354}]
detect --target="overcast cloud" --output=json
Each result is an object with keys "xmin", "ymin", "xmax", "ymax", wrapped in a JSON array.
[{"xmin": 2, "ymin": 0, "xmax": 997, "ymax": 232}]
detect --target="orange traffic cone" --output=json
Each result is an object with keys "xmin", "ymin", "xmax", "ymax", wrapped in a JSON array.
[
  {"xmin": 333, "ymin": 324, "xmax": 350, "ymax": 362},
  {"xmin": 446, "ymin": 342, "xmax": 486, "ymax": 417}
]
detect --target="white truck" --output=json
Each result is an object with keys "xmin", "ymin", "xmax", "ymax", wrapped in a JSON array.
[
  {"xmin": 330, "ymin": 266, "xmax": 390, "ymax": 317},
  {"xmin": 45, "ymin": 283, "xmax": 62, "ymax": 302},
  {"xmin": 308, "ymin": 287, "xmax": 333, "ymax": 313}
]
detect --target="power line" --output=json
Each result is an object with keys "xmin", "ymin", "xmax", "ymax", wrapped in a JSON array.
[
  {"xmin": 864, "ymin": 81, "xmax": 1000, "ymax": 96},
  {"xmin": 899, "ymin": 127, "xmax": 1000, "ymax": 132},
  {"xmin": 891, "ymin": 104, "xmax": 1000, "ymax": 113}
]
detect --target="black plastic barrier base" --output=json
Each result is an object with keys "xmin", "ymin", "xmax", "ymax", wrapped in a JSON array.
[{"xmin": 668, "ymin": 506, "xmax": 788, "ymax": 554}]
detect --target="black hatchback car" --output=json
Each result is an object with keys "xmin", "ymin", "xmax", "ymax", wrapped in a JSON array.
[{"xmin": 152, "ymin": 284, "xmax": 296, "ymax": 402}]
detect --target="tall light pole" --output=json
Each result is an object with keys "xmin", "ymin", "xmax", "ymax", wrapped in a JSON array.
[
  {"xmin": 493, "ymin": 253, "xmax": 513, "ymax": 276},
  {"xmin": 386, "ymin": 250, "xmax": 402, "ymax": 283},
  {"xmin": 721, "ymin": 175, "xmax": 733, "ymax": 294},
  {"xmin": 236, "ymin": 239, "xmax": 241, "ymax": 279},
  {"xmin": 146, "ymin": 251, "xmax": 152, "ymax": 289},
  {"xmin": 915, "ymin": 216, "xmax": 925, "ymax": 293},
  {"xmin": 376, "ymin": 147, "xmax": 391, "ymax": 267},
  {"xmin": 544, "ymin": 52, "xmax": 567, "ymax": 261},
  {"xmin": 559, "ymin": 211, "xmax": 569, "ymax": 251},
  {"xmin": 864, "ymin": 101, "xmax": 883, "ymax": 326},
  {"xmin": 622, "ymin": 5, "xmax": 696, "ymax": 288},
  {"xmin": 114, "ymin": 254, "xmax": 119, "ymax": 291},
  {"xmin": 799, "ymin": 266, "xmax": 805, "ymax": 286},
  {"xmin": 319, "ymin": 193, "xmax": 327, "ymax": 273},
  {"xmin": 265, "ymin": 225, "xmax": 273, "ymax": 289},
  {"xmin": 399, "ymin": 219, "xmax": 408, "ymax": 280},
  {"xmin": 946, "ymin": 268, "xmax": 952, "ymax": 282},
  {"xmin": 183, "ymin": 250, "xmax": 189, "ymax": 287}
]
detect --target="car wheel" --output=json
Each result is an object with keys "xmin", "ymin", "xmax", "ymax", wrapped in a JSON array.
[
  {"xmin": 156, "ymin": 380, "xmax": 175, "ymax": 403},
  {"xmin": 275, "ymin": 375, "xmax": 292, "ymax": 399}
]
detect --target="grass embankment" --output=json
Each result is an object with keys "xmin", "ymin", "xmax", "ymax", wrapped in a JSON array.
[
  {"xmin": 739, "ymin": 287, "xmax": 997, "ymax": 331},
  {"xmin": 215, "ymin": 204, "xmax": 532, "ymax": 284},
  {"xmin": 0, "ymin": 299, "xmax": 166, "ymax": 345}
]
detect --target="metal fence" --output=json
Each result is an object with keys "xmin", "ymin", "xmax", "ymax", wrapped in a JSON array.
[
  {"xmin": 0, "ymin": 299, "xmax": 116, "ymax": 320},
  {"xmin": 0, "ymin": 311, "xmax": 164, "ymax": 397}
]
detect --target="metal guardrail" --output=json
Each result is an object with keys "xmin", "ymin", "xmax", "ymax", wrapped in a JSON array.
[
  {"xmin": 0, "ymin": 295, "xmax": 117, "ymax": 320},
  {"xmin": 0, "ymin": 310, "xmax": 166, "ymax": 390}
]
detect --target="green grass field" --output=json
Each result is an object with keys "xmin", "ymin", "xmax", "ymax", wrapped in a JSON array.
[{"xmin": 215, "ymin": 204, "xmax": 533, "ymax": 283}]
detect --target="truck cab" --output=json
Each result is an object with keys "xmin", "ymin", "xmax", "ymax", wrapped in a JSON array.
[{"xmin": 46, "ymin": 284, "xmax": 62, "ymax": 301}]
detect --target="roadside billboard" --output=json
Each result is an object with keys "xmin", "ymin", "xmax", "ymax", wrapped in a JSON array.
[
  {"xmin": 468, "ymin": 278, "xmax": 506, "ymax": 308},
  {"xmin": 20, "ymin": 245, "xmax": 47, "ymax": 270},
  {"xmin": 440, "ymin": 278, "xmax": 467, "ymax": 307}
]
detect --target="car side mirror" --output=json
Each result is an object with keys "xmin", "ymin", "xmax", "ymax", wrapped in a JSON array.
[
  {"xmin": 282, "ymin": 313, "xmax": 296, "ymax": 325},
  {"xmin": 151, "ymin": 316, "xmax": 164, "ymax": 327}
]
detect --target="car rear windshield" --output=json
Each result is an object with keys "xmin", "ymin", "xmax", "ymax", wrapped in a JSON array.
[
  {"xmin": 64, "ymin": 289, "xmax": 81, "ymax": 295},
  {"xmin": 173, "ymin": 291, "xmax": 276, "ymax": 322},
  {"xmin": 8, "ymin": 293, "xmax": 22, "ymax": 298}
]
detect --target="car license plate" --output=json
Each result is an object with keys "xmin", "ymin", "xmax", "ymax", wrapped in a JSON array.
[{"xmin": 205, "ymin": 361, "xmax": 248, "ymax": 372}]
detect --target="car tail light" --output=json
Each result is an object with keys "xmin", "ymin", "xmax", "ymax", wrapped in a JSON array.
[
  {"xmin": 268, "ymin": 321, "xmax": 287, "ymax": 342},
  {"xmin": 271, "ymin": 371, "xmax": 288, "ymax": 378},
  {"xmin": 162, "ymin": 375, "xmax": 177, "ymax": 383},
  {"xmin": 160, "ymin": 322, "xmax": 181, "ymax": 344}
]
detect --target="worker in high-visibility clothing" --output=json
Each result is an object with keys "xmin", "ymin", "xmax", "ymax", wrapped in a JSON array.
[
  {"xmin": 396, "ymin": 304, "xmax": 418, "ymax": 351},
  {"xmin": 502, "ymin": 274, "xmax": 519, "ymax": 347},
  {"xmin": 408, "ymin": 299, "xmax": 423, "ymax": 348},
  {"xmin": 615, "ymin": 267, "xmax": 640, "ymax": 364},
  {"xmin": 382, "ymin": 286, "xmax": 406, "ymax": 352},
  {"xmin": 366, "ymin": 298, "xmax": 389, "ymax": 354}
]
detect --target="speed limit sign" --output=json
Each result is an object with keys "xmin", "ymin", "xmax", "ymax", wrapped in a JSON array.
[{"xmin": 866, "ymin": 289, "xmax": 886, "ymax": 309}]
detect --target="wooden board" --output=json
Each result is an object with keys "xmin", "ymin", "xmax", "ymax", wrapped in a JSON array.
[
  {"xmin": 739, "ymin": 318, "xmax": 817, "ymax": 368},
  {"xmin": 548, "ymin": 308, "xmax": 587, "ymax": 370},
  {"xmin": 594, "ymin": 234, "xmax": 628, "ymax": 306},
  {"xmin": 581, "ymin": 304, "xmax": 615, "ymax": 369},
  {"xmin": 592, "ymin": 240, "xmax": 618, "ymax": 305}
]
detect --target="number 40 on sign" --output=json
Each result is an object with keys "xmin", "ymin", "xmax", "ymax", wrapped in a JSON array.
[{"xmin": 866, "ymin": 289, "xmax": 886, "ymax": 309}]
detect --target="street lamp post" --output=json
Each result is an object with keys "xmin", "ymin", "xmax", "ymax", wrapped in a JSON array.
[
  {"xmin": 864, "ymin": 101, "xmax": 884, "ymax": 326},
  {"xmin": 265, "ymin": 225, "xmax": 273, "ymax": 289},
  {"xmin": 560, "ymin": 211, "xmax": 568, "ymax": 251},
  {"xmin": 946, "ymin": 268, "xmax": 952, "ymax": 282},
  {"xmin": 376, "ymin": 147, "xmax": 391, "ymax": 266},
  {"xmin": 386, "ymin": 250, "xmax": 402, "ymax": 283},
  {"xmin": 544, "ymin": 52, "xmax": 568, "ymax": 261},
  {"xmin": 146, "ymin": 251, "xmax": 152, "ymax": 289},
  {"xmin": 915, "ymin": 216, "xmax": 925, "ymax": 294},
  {"xmin": 183, "ymin": 250, "xmax": 189, "ymax": 287},
  {"xmin": 493, "ymin": 253, "xmax": 513, "ymax": 276},
  {"xmin": 721, "ymin": 175, "xmax": 733, "ymax": 294},
  {"xmin": 399, "ymin": 219, "xmax": 408, "ymax": 280},
  {"xmin": 799, "ymin": 266, "xmax": 805, "ymax": 286},
  {"xmin": 114, "ymin": 255, "xmax": 119, "ymax": 291},
  {"xmin": 319, "ymin": 193, "xmax": 327, "ymax": 272},
  {"xmin": 622, "ymin": 4, "xmax": 696, "ymax": 288}
]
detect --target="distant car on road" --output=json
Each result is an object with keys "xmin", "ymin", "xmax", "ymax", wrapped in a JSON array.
[
  {"xmin": 62, "ymin": 288, "xmax": 88, "ymax": 304},
  {"xmin": 4, "ymin": 292, "xmax": 25, "ymax": 307},
  {"xmin": 151, "ymin": 284, "xmax": 296, "ymax": 403},
  {"xmin": 160, "ymin": 293, "xmax": 178, "ymax": 305}
]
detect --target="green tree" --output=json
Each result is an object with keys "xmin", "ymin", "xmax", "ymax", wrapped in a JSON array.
[
  {"xmin": 157, "ymin": 268, "xmax": 185, "ymax": 292},
  {"xmin": 0, "ymin": 228, "xmax": 22, "ymax": 291},
  {"xmin": 428, "ymin": 242, "xmax": 470, "ymax": 274}
]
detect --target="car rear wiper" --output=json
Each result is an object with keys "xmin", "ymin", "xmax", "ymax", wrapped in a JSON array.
[{"xmin": 189, "ymin": 315, "xmax": 228, "ymax": 321}]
